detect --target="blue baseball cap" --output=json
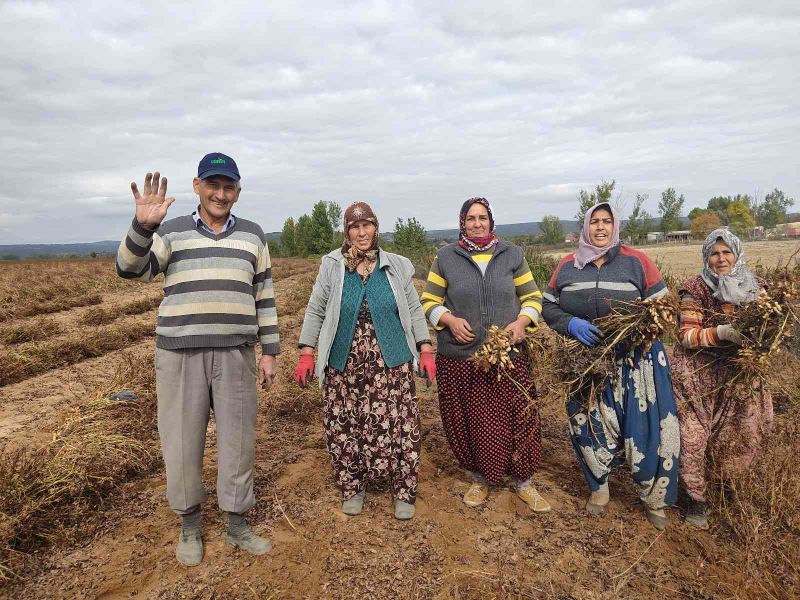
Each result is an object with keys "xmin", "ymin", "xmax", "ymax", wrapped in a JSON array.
[{"xmin": 197, "ymin": 152, "xmax": 240, "ymax": 181}]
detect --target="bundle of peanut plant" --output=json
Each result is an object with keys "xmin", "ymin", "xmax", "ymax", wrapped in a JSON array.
[
  {"xmin": 726, "ymin": 266, "xmax": 799, "ymax": 385},
  {"xmin": 471, "ymin": 325, "xmax": 537, "ymax": 405},
  {"xmin": 531, "ymin": 294, "xmax": 679, "ymax": 406}
]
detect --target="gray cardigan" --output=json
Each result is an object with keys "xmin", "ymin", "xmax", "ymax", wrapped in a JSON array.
[{"xmin": 298, "ymin": 249, "xmax": 431, "ymax": 384}]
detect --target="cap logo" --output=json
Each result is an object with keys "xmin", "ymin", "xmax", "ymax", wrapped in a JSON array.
[{"xmin": 210, "ymin": 158, "xmax": 226, "ymax": 164}]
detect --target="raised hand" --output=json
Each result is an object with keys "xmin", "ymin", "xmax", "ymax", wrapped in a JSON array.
[{"xmin": 131, "ymin": 171, "xmax": 176, "ymax": 230}]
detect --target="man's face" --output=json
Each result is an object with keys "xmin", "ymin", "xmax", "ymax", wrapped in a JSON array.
[{"xmin": 193, "ymin": 175, "xmax": 241, "ymax": 221}]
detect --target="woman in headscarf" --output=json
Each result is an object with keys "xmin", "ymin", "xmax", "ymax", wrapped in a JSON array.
[
  {"xmin": 294, "ymin": 202, "xmax": 436, "ymax": 520},
  {"xmin": 542, "ymin": 202, "xmax": 680, "ymax": 530},
  {"xmin": 421, "ymin": 198, "xmax": 551, "ymax": 512},
  {"xmin": 671, "ymin": 228, "xmax": 773, "ymax": 529}
]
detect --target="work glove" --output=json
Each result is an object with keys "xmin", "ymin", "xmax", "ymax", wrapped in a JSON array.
[
  {"xmin": 567, "ymin": 317, "xmax": 603, "ymax": 346},
  {"xmin": 716, "ymin": 324, "xmax": 744, "ymax": 345},
  {"xmin": 418, "ymin": 351, "xmax": 436, "ymax": 385},
  {"xmin": 293, "ymin": 354, "xmax": 315, "ymax": 388}
]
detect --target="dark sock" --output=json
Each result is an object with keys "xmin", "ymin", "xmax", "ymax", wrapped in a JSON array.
[
  {"xmin": 227, "ymin": 512, "xmax": 248, "ymax": 536},
  {"xmin": 181, "ymin": 506, "xmax": 201, "ymax": 532}
]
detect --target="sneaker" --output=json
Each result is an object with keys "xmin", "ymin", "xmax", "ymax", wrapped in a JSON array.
[
  {"xmin": 516, "ymin": 484, "xmax": 552, "ymax": 513},
  {"xmin": 176, "ymin": 529, "xmax": 203, "ymax": 566},
  {"xmin": 644, "ymin": 506, "xmax": 668, "ymax": 530},
  {"xmin": 394, "ymin": 499, "xmax": 415, "ymax": 520},
  {"xmin": 463, "ymin": 482, "xmax": 489, "ymax": 507},
  {"xmin": 685, "ymin": 500, "xmax": 709, "ymax": 529},
  {"xmin": 342, "ymin": 491, "xmax": 365, "ymax": 515},
  {"xmin": 226, "ymin": 525, "xmax": 272, "ymax": 556}
]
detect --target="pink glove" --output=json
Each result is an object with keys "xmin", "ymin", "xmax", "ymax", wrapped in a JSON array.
[
  {"xmin": 294, "ymin": 354, "xmax": 315, "ymax": 388},
  {"xmin": 418, "ymin": 351, "xmax": 436, "ymax": 384}
]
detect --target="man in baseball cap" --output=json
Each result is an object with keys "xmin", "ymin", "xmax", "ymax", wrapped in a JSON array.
[{"xmin": 116, "ymin": 153, "xmax": 279, "ymax": 566}]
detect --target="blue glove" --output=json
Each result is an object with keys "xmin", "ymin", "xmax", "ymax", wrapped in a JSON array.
[{"xmin": 567, "ymin": 317, "xmax": 603, "ymax": 346}]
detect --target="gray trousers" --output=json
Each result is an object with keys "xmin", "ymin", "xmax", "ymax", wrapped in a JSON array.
[{"xmin": 155, "ymin": 345, "xmax": 258, "ymax": 515}]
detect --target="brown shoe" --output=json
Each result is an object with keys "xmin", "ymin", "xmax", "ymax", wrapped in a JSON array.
[
  {"xmin": 516, "ymin": 485, "xmax": 552, "ymax": 513},
  {"xmin": 463, "ymin": 482, "xmax": 490, "ymax": 507}
]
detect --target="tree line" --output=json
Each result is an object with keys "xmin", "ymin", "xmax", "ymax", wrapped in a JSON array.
[
  {"xmin": 537, "ymin": 180, "xmax": 795, "ymax": 244},
  {"xmin": 271, "ymin": 185, "xmax": 796, "ymax": 260}
]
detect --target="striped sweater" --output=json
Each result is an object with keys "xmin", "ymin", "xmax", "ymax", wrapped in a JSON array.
[
  {"xmin": 116, "ymin": 215, "xmax": 280, "ymax": 355},
  {"xmin": 421, "ymin": 241, "xmax": 543, "ymax": 358},
  {"xmin": 542, "ymin": 244, "xmax": 667, "ymax": 335}
]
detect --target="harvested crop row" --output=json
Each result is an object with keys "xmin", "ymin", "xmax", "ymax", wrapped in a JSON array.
[
  {"xmin": 0, "ymin": 317, "xmax": 63, "ymax": 344},
  {"xmin": 0, "ymin": 259, "xmax": 156, "ymax": 322},
  {"xmin": 0, "ymin": 293, "xmax": 103, "ymax": 322},
  {"xmin": 80, "ymin": 295, "xmax": 162, "ymax": 326},
  {"xmin": 0, "ymin": 353, "xmax": 158, "ymax": 580},
  {"xmin": 0, "ymin": 321, "xmax": 154, "ymax": 387}
]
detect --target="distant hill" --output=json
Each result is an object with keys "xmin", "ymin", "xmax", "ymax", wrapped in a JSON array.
[
  {"xmin": 0, "ymin": 240, "xmax": 121, "ymax": 259},
  {"xmin": 1, "ymin": 217, "xmax": 692, "ymax": 258}
]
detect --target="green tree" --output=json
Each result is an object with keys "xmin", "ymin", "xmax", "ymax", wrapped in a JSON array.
[
  {"xmin": 658, "ymin": 187, "xmax": 685, "ymax": 236},
  {"xmin": 623, "ymin": 193, "xmax": 653, "ymax": 243},
  {"xmin": 756, "ymin": 188, "xmax": 794, "ymax": 229},
  {"xmin": 690, "ymin": 212, "xmax": 721, "ymax": 239},
  {"xmin": 728, "ymin": 200, "xmax": 755, "ymax": 236},
  {"xmin": 539, "ymin": 215, "xmax": 565, "ymax": 245},
  {"xmin": 707, "ymin": 196, "xmax": 732, "ymax": 225},
  {"xmin": 394, "ymin": 217, "xmax": 428, "ymax": 252},
  {"xmin": 280, "ymin": 217, "xmax": 297, "ymax": 256},
  {"xmin": 325, "ymin": 201, "xmax": 342, "ymax": 233},
  {"xmin": 575, "ymin": 179, "xmax": 616, "ymax": 224},
  {"xmin": 294, "ymin": 214, "xmax": 313, "ymax": 257},
  {"xmin": 307, "ymin": 201, "xmax": 335, "ymax": 255}
]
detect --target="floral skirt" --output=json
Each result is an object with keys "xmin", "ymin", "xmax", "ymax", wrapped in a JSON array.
[
  {"xmin": 670, "ymin": 347, "xmax": 773, "ymax": 502},
  {"xmin": 436, "ymin": 351, "xmax": 541, "ymax": 485},
  {"xmin": 565, "ymin": 340, "xmax": 680, "ymax": 509},
  {"xmin": 322, "ymin": 313, "xmax": 420, "ymax": 503}
]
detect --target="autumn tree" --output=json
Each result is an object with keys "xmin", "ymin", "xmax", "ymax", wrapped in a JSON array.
[
  {"xmin": 690, "ymin": 212, "xmax": 721, "ymax": 239},
  {"xmin": 728, "ymin": 200, "xmax": 755, "ymax": 236}
]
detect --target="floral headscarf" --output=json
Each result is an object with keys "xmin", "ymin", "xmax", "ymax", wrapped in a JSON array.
[
  {"xmin": 458, "ymin": 197, "xmax": 498, "ymax": 252},
  {"xmin": 700, "ymin": 228, "xmax": 759, "ymax": 305},
  {"xmin": 341, "ymin": 201, "xmax": 379, "ymax": 280},
  {"xmin": 573, "ymin": 202, "xmax": 621, "ymax": 269}
]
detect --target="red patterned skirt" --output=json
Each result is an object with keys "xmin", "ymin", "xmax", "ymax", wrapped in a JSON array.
[
  {"xmin": 322, "ymin": 311, "xmax": 420, "ymax": 503},
  {"xmin": 436, "ymin": 352, "xmax": 541, "ymax": 485}
]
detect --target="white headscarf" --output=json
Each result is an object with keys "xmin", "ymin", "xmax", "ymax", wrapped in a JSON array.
[{"xmin": 700, "ymin": 228, "xmax": 759, "ymax": 305}]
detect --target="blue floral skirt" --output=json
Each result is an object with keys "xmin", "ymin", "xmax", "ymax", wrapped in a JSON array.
[{"xmin": 565, "ymin": 340, "xmax": 680, "ymax": 509}]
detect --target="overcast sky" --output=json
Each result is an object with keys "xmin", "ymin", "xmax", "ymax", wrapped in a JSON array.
[{"xmin": 2, "ymin": 1, "xmax": 798, "ymax": 243}]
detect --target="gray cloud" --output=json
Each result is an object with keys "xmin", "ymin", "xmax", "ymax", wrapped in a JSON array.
[{"xmin": 1, "ymin": 0, "xmax": 798, "ymax": 242}]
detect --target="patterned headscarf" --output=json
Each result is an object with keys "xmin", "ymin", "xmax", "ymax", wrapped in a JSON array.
[
  {"xmin": 700, "ymin": 228, "xmax": 759, "ymax": 305},
  {"xmin": 341, "ymin": 201, "xmax": 379, "ymax": 279},
  {"xmin": 573, "ymin": 202, "xmax": 621, "ymax": 269},
  {"xmin": 458, "ymin": 197, "xmax": 498, "ymax": 252}
]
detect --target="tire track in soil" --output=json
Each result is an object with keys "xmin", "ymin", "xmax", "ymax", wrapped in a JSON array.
[{"xmin": 3, "ymin": 262, "xmax": 759, "ymax": 599}]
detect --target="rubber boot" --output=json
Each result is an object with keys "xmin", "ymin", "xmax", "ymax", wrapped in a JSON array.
[
  {"xmin": 394, "ymin": 499, "xmax": 415, "ymax": 520},
  {"xmin": 586, "ymin": 482, "xmax": 610, "ymax": 515},
  {"xmin": 176, "ymin": 507, "xmax": 203, "ymax": 567},
  {"xmin": 342, "ymin": 490, "xmax": 366, "ymax": 515},
  {"xmin": 685, "ymin": 500, "xmax": 709, "ymax": 529},
  {"xmin": 226, "ymin": 512, "xmax": 272, "ymax": 555},
  {"xmin": 644, "ymin": 506, "xmax": 668, "ymax": 530}
]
